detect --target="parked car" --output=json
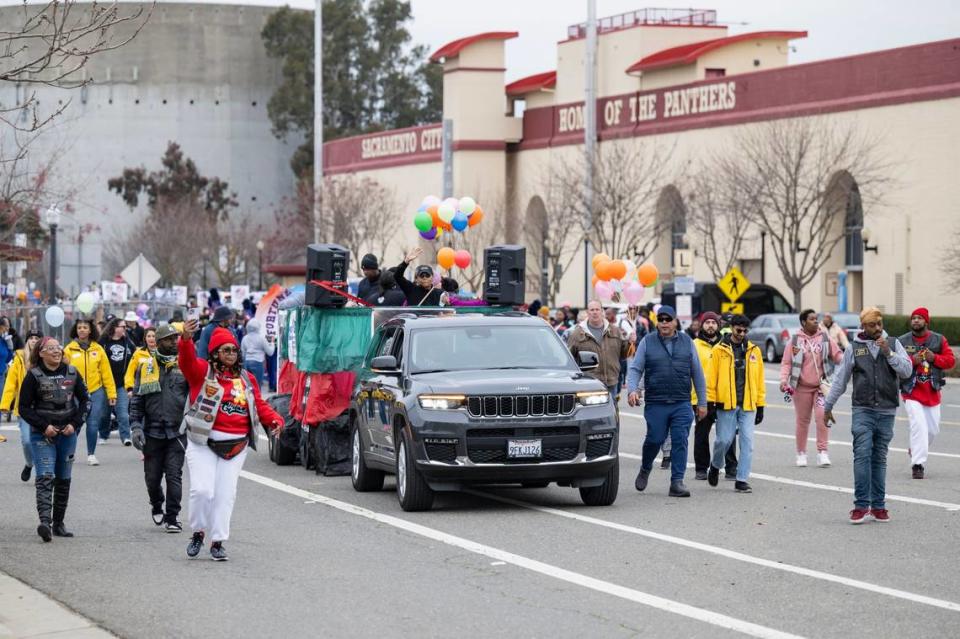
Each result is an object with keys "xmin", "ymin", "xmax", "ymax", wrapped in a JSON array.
[
  {"xmin": 350, "ymin": 313, "xmax": 620, "ymax": 511},
  {"xmin": 748, "ymin": 313, "xmax": 803, "ymax": 362},
  {"xmin": 660, "ymin": 282, "xmax": 794, "ymax": 321},
  {"xmin": 829, "ymin": 312, "xmax": 861, "ymax": 346}
]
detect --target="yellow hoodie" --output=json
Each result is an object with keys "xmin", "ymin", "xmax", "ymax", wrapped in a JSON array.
[
  {"xmin": 124, "ymin": 347, "xmax": 154, "ymax": 391},
  {"xmin": 706, "ymin": 339, "xmax": 766, "ymax": 411},
  {"xmin": 1, "ymin": 351, "xmax": 28, "ymax": 415},
  {"xmin": 63, "ymin": 340, "xmax": 117, "ymax": 399}
]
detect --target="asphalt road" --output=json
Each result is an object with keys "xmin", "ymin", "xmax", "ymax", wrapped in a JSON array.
[{"xmin": 1, "ymin": 363, "xmax": 958, "ymax": 638}]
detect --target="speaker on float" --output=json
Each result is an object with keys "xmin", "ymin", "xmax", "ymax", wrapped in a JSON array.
[
  {"xmin": 483, "ymin": 244, "xmax": 526, "ymax": 306},
  {"xmin": 305, "ymin": 243, "xmax": 350, "ymax": 307}
]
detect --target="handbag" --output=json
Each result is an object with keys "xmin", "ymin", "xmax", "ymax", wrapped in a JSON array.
[{"xmin": 207, "ymin": 436, "xmax": 248, "ymax": 460}]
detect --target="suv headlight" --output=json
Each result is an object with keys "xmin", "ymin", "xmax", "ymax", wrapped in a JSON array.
[
  {"xmin": 576, "ymin": 391, "xmax": 610, "ymax": 406},
  {"xmin": 418, "ymin": 394, "xmax": 466, "ymax": 410}
]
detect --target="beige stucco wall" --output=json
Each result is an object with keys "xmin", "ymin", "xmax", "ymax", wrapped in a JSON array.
[{"xmin": 694, "ymin": 38, "xmax": 790, "ymax": 77}]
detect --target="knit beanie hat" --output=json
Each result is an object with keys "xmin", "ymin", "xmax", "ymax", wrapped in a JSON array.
[
  {"xmin": 208, "ymin": 327, "xmax": 238, "ymax": 354},
  {"xmin": 910, "ymin": 307, "xmax": 930, "ymax": 324}
]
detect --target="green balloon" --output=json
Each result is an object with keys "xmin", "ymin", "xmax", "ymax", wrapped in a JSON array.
[{"xmin": 413, "ymin": 210, "xmax": 433, "ymax": 232}]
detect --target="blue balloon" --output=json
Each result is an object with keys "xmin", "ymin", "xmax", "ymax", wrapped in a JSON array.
[{"xmin": 452, "ymin": 211, "xmax": 468, "ymax": 232}]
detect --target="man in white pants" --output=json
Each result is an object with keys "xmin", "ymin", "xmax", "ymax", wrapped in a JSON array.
[{"xmin": 898, "ymin": 307, "xmax": 955, "ymax": 479}]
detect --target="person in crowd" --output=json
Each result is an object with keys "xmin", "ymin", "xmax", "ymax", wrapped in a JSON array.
[
  {"xmin": 130, "ymin": 324, "xmax": 189, "ymax": 532},
  {"xmin": 18, "ymin": 337, "xmax": 90, "ymax": 541},
  {"xmin": 357, "ymin": 254, "xmax": 382, "ymax": 301},
  {"xmin": 691, "ymin": 312, "xmax": 737, "ymax": 480},
  {"xmin": 552, "ymin": 310, "xmax": 569, "ymax": 339},
  {"xmin": 124, "ymin": 311, "xmax": 145, "ymax": 348},
  {"xmin": 99, "ymin": 317, "xmax": 136, "ymax": 446},
  {"xmin": 366, "ymin": 269, "xmax": 406, "ymax": 307},
  {"xmin": 124, "ymin": 328, "xmax": 158, "ymax": 392},
  {"xmin": 568, "ymin": 300, "xmax": 630, "ymax": 398},
  {"xmin": 824, "ymin": 307, "xmax": 912, "ymax": 524},
  {"xmin": 537, "ymin": 306, "xmax": 551, "ymax": 324},
  {"xmin": 627, "ymin": 305, "xmax": 707, "ymax": 498},
  {"xmin": 898, "ymin": 307, "xmax": 955, "ymax": 479},
  {"xmin": 178, "ymin": 319, "xmax": 283, "ymax": 560},
  {"xmin": 197, "ymin": 305, "xmax": 235, "ymax": 358},
  {"xmin": 395, "ymin": 247, "xmax": 443, "ymax": 306},
  {"xmin": 780, "ymin": 309, "xmax": 843, "ymax": 468},
  {"xmin": 603, "ymin": 307, "xmax": 629, "ymax": 399},
  {"xmin": 685, "ymin": 317, "xmax": 701, "ymax": 340},
  {"xmin": 2, "ymin": 330, "xmax": 43, "ymax": 482},
  {"xmin": 440, "ymin": 277, "xmax": 487, "ymax": 307},
  {"xmin": 7, "ymin": 324, "xmax": 24, "ymax": 351},
  {"xmin": 527, "ymin": 299, "xmax": 542, "ymax": 317},
  {"xmin": 820, "ymin": 312, "xmax": 849, "ymax": 351},
  {"xmin": 705, "ymin": 314, "xmax": 765, "ymax": 493},
  {"xmin": 240, "ymin": 319, "xmax": 274, "ymax": 387},
  {"xmin": 0, "ymin": 318, "xmax": 15, "ymax": 393},
  {"xmin": 618, "ymin": 305, "xmax": 645, "ymax": 392},
  {"xmin": 63, "ymin": 319, "xmax": 116, "ymax": 466}
]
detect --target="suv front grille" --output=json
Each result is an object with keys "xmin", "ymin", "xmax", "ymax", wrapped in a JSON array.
[
  {"xmin": 424, "ymin": 442, "xmax": 458, "ymax": 463},
  {"xmin": 585, "ymin": 434, "xmax": 614, "ymax": 459},
  {"xmin": 465, "ymin": 425, "xmax": 581, "ymax": 464},
  {"xmin": 467, "ymin": 394, "xmax": 577, "ymax": 418}
]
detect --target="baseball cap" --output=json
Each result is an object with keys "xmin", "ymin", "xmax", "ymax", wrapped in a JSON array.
[
  {"xmin": 415, "ymin": 265, "xmax": 433, "ymax": 278},
  {"xmin": 657, "ymin": 305, "xmax": 677, "ymax": 319}
]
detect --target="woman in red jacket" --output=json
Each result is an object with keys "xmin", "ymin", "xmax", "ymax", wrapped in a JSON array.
[{"xmin": 179, "ymin": 320, "xmax": 283, "ymax": 561}]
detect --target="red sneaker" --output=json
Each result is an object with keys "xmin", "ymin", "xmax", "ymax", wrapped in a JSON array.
[
  {"xmin": 870, "ymin": 508, "xmax": 890, "ymax": 522},
  {"xmin": 849, "ymin": 508, "xmax": 871, "ymax": 524}
]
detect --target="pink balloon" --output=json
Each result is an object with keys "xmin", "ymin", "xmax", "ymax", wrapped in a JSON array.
[
  {"xmin": 594, "ymin": 280, "xmax": 614, "ymax": 301},
  {"xmin": 623, "ymin": 281, "xmax": 645, "ymax": 306}
]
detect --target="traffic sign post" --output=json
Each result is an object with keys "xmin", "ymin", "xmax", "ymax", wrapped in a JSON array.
[
  {"xmin": 721, "ymin": 301, "xmax": 745, "ymax": 315},
  {"xmin": 717, "ymin": 266, "xmax": 750, "ymax": 303}
]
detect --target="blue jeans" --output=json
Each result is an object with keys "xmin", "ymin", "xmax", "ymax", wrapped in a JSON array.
[
  {"xmin": 85, "ymin": 388, "xmax": 108, "ymax": 455},
  {"xmin": 244, "ymin": 361, "xmax": 265, "ymax": 387},
  {"xmin": 100, "ymin": 388, "xmax": 130, "ymax": 441},
  {"xmin": 641, "ymin": 402, "xmax": 694, "ymax": 482},
  {"xmin": 617, "ymin": 359, "xmax": 627, "ymax": 396},
  {"xmin": 30, "ymin": 430, "xmax": 78, "ymax": 479},
  {"xmin": 20, "ymin": 417, "xmax": 33, "ymax": 466},
  {"xmin": 714, "ymin": 408, "xmax": 755, "ymax": 482},
  {"xmin": 851, "ymin": 410, "xmax": 895, "ymax": 510}
]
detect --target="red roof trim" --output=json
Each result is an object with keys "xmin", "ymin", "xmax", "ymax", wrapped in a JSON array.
[
  {"xmin": 626, "ymin": 30, "xmax": 807, "ymax": 74},
  {"xmin": 430, "ymin": 31, "xmax": 519, "ymax": 63},
  {"xmin": 505, "ymin": 70, "xmax": 557, "ymax": 96}
]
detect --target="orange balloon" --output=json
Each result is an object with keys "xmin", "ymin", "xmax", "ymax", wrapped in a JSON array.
[
  {"xmin": 595, "ymin": 260, "xmax": 613, "ymax": 282},
  {"xmin": 608, "ymin": 259, "xmax": 627, "ymax": 280},
  {"xmin": 591, "ymin": 253, "xmax": 610, "ymax": 270},
  {"xmin": 591, "ymin": 274, "xmax": 599, "ymax": 289},
  {"xmin": 468, "ymin": 207, "xmax": 484, "ymax": 227},
  {"xmin": 637, "ymin": 263, "xmax": 659, "ymax": 287},
  {"xmin": 437, "ymin": 247, "xmax": 456, "ymax": 270}
]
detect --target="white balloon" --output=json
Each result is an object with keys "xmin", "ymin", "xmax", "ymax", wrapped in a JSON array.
[
  {"xmin": 45, "ymin": 306, "xmax": 65, "ymax": 328},
  {"xmin": 459, "ymin": 196, "xmax": 477, "ymax": 215},
  {"xmin": 76, "ymin": 292, "xmax": 96, "ymax": 314}
]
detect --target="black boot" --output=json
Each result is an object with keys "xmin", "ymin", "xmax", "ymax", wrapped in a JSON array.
[
  {"xmin": 35, "ymin": 476, "xmax": 53, "ymax": 542},
  {"xmin": 52, "ymin": 478, "xmax": 74, "ymax": 538}
]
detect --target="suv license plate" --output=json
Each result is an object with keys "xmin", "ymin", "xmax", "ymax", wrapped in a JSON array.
[{"xmin": 508, "ymin": 439, "xmax": 542, "ymax": 459}]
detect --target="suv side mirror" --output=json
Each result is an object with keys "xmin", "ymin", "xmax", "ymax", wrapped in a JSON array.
[
  {"xmin": 370, "ymin": 355, "xmax": 399, "ymax": 374},
  {"xmin": 577, "ymin": 351, "xmax": 599, "ymax": 371}
]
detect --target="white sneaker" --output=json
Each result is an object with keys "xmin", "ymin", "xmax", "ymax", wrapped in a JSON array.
[
  {"xmin": 796, "ymin": 453, "xmax": 808, "ymax": 467},
  {"xmin": 87, "ymin": 454, "xmax": 99, "ymax": 466},
  {"xmin": 817, "ymin": 452, "xmax": 831, "ymax": 467}
]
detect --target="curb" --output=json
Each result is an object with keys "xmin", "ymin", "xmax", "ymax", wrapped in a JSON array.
[{"xmin": 0, "ymin": 571, "xmax": 115, "ymax": 638}]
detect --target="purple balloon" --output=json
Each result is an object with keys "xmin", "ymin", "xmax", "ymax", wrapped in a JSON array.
[{"xmin": 419, "ymin": 228, "xmax": 438, "ymax": 240}]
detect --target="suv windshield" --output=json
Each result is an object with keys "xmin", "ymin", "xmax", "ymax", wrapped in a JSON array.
[{"xmin": 409, "ymin": 325, "xmax": 576, "ymax": 373}]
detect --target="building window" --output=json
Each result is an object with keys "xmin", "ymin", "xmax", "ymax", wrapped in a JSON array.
[
  {"xmin": 844, "ymin": 181, "xmax": 864, "ymax": 268},
  {"xmin": 705, "ymin": 68, "xmax": 726, "ymax": 78}
]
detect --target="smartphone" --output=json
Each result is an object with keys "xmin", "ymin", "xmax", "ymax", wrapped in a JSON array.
[{"xmin": 186, "ymin": 307, "xmax": 200, "ymax": 322}]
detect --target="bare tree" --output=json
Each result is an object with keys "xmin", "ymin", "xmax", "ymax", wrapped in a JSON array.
[
  {"xmin": 941, "ymin": 224, "xmax": 960, "ymax": 291},
  {"xmin": 524, "ymin": 171, "xmax": 587, "ymax": 305},
  {"xmin": 553, "ymin": 140, "xmax": 677, "ymax": 263},
  {"xmin": 684, "ymin": 169, "xmax": 754, "ymax": 281},
  {"xmin": 716, "ymin": 118, "xmax": 892, "ymax": 308},
  {"xmin": 271, "ymin": 174, "xmax": 400, "ymax": 275},
  {"xmin": 205, "ymin": 213, "xmax": 263, "ymax": 288}
]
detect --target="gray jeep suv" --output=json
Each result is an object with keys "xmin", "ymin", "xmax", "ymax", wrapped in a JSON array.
[{"xmin": 350, "ymin": 313, "xmax": 620, "ymax": 511}]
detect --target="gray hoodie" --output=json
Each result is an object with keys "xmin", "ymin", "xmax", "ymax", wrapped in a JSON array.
[
  {"xmin": 824, "ymin": 330, "xmax": 912, "ymax": 415},
  {"xmin": 240, "ymin": 319, "xmax": 275, "ymax": 363}
]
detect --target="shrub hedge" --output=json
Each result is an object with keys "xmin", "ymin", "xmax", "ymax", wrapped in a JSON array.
[{"xmin": 882, "ymin": 315, "xmax": 960, "ymax": 344}]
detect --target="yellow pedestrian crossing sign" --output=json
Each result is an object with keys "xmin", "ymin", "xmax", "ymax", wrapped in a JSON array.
[
  {"xmin": 718, "ymin": 267, "xmax": 751, "ymax": 303},
  {"xmin": 721, "ymin": 302, "xmax": 744, "ymax": 315}
]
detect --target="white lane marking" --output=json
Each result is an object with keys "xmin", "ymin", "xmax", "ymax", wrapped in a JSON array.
[
  {"xmin": 468, "ymin": 489, "xmax": 960, "ymax": 614},
  {"xmin": 241, "ymin": 470, "xmax": 804, "ymax": 639},
  {"xmin": 616, "ymin": 450, "xmax": 960, "ymax": 512},
  {"xmin": 619, "ymin": 411, "xmax": 960, "ymax": 457}
]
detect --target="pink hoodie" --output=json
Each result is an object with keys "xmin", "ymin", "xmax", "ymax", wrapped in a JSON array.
[{"xmin": 779, "ymin": 328, "xmax": 843, "ymax": 389}]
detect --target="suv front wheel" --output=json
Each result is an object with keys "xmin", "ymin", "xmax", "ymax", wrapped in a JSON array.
[
  {"xmin": 396, "ymin": 428, "xmax": 434, "ymax": 512},
  {"xmin": 579, "ymin": 460, "xmax": 619, "ymax": 506}
]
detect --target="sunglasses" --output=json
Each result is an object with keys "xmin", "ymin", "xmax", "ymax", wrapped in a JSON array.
[
  {"xmin": 657, "ymin": 317, "xmax": 673, "ymax": 323},
  {"xmin": 218, "ymin": 346, "xmax": 239, "ymax": 354},
  {"xmin": 732, "ymin": 327, "xmax": 749, "ymax": 335},
  {"xmin": 42, "ymin": 346, "xmax": 63, "ymax": 353}
]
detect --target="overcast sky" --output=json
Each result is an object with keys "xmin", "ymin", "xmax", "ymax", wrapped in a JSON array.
[{"xmin": 407, "ymin": 0, "xmax": 960, "ymax": 82}]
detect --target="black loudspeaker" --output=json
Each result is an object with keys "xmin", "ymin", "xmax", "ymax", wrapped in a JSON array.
[
  {"xmin": 483, "ymin": 244, "xmax": 526, "ymax": 306},
  {"xmin": 305, "ymin": 243, "xmax": 350, "ymax": 307}
]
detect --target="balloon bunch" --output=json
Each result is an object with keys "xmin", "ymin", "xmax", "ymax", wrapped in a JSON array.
[
  {"xmin": 412, "ymin": 195, "xmax": 484, "ymax": 241},
  {"xmin": 590, "ymin": 253, "xmax": 660, "ymax": 304}
]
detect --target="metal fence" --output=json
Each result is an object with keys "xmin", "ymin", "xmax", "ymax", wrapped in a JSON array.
[{"xmin": 1, "ymin": 301, "xmax": 186, "ymax": 343}]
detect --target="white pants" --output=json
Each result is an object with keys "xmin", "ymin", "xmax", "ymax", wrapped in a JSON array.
[
  {"xmin": 904, "ymin": 399, "xmax": 941, "ymax": 465},
  {"xmin": 185, "ymin": 430, "xmax": 249, "ymax": 542}
]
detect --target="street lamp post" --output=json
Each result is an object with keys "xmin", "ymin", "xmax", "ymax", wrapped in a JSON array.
[
  {"xmin": 256, "ymin": 240, "xmax": 264, "ymax": 290},
  {"xmin": 45, "ymin": 206, "xmax": 61, "ymax": 302},
  {"xmin": 201, "ymin": 247, "xmax": 209, "ymax": 290}
]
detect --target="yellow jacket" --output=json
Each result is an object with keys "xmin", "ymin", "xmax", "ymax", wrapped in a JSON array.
[
  {"xmin": 124, "ymin": 347, "xmax": 155, "ymax": 391},
  {"xmin": 706, "ymin": 339, "xmax": 766, "ymax": 411},
  {"xmin": 63, "ymin": 340, "xmax": 117, "ymax": 399},
  {"xmin": 1, "ymin": 351, "xmax": 28, "ymax": 415},
  {"xmin": 690, "ymin": 337, "xmax": 716, "ymax": 405}
]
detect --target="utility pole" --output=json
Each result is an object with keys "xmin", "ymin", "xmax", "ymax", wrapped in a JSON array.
[
  {"xmin": 583, "ymin": 0, "xmax": 597, "ymax": 306},
  {"xmin": 313, "ymin": 0, "xmax": 323, "ymax": 244},
  {"xmin": 441, "ymin": 119, "xmax": 454, "ymax": 199}
]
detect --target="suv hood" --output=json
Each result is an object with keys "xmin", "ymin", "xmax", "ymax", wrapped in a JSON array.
[{"xmin": 411, "ymin": 368, "xmax": 605, "ymax": 395}]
